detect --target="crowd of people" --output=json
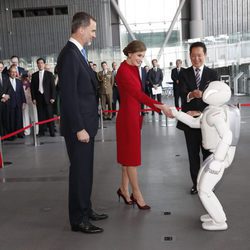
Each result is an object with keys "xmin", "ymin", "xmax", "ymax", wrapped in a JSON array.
[
  {"xmin": 0, "ymin": 52, "xmax": 169, "ymax": 140},
  {"xmin": 0, "ymin": 56, "xmax": 58, "ymax": 140}
]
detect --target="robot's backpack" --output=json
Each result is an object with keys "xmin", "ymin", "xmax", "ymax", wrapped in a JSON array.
[{"xmin": 226, "ymin": 104, "xmax": 241, "ymax": 146}]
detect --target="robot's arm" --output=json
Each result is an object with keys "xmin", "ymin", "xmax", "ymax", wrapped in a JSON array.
[
  {"xmin": 171, "ymin": 108, "xmax": 201, "ymax": 128},
  {"xmin": 207, "ymin": 110, "xmax": 232, "ymax": 161}
]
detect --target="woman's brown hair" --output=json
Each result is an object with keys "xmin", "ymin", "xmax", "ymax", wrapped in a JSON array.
[{"xmin": 123, "ymin": 40, "xmax": 146, "ymax": 56}]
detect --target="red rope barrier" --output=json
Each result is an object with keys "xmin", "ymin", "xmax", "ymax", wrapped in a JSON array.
[
  {"xmin": 240, "ymin": 103, "xmax": 250, "ymax": 107},
  {"xmin": 0, "ymin": 116, "xmax": 60, "ymax": 141},
  {"xmin": 0, "ymin": 124, "xmax": 33, "ymax": 141},
  {"xmin": 35, "ymin": 116, "xmax": 60, "ymax": 125}
]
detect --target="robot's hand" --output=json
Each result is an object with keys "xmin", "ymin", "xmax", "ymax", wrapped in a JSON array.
[{"xmin": 207, "ymin": 160, "xmax": 222, "ymax": 175}]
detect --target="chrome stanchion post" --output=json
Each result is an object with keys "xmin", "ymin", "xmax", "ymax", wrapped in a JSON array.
[
  {"xmin": 98, "ymin": 98, "xmax": 104, "ymax": 142},
  {"xmin": 32, "ymin": 121, "xmax": 38, "ymax": 147},
  {"xmin": 0, "ymin": 137, "xmax": 4, "ymax": 168}
]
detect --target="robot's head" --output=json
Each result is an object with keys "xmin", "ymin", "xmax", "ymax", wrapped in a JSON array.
[{"xmin": 202, "ymin": 81, "xmax": 231, "ymax": 106}]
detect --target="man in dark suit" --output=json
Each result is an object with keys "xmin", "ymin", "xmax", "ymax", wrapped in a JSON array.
[
  {"xmin": 111, "ymin": 62, "xmax": 119, "ymax": 117},
  {"xmin": 31, "ymin": 58, "xmax": 56, "ymax": 137},
  {"xmin": 57, "ymin": 12, "xmax": 108, "ymax": 234},
  {"xmin": 3, "ymin": 56, "xmax": 26, "ymax": 79},
  {"xmin": 148, "ymin": 59, "xmax": 163, "ymax": 115},
  {"xmin": 139, "ymin": 65, "xmax": 148, "ymax": 115},
  {"xmin": 0, "ymin": 61, "xmax": 11, "ymax": 136},
  {"xmin": 171, "ymin": 59, "xmax": 184, "ymax": 108},
  {"xmin": 178, "ymin": 42, "xmax": 219, "ymax": 194},
  {"xmin": 7, "ymin": 65, "xmax": 26, "ymax": 139}
]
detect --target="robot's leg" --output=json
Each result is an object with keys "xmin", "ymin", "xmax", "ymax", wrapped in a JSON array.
[
  {"xmin": 197, "ymin": 154, "xmax": 213, "ymax": 192},
  {"xmin": 198, "ymin": 165, "xmax": 227, "ymax": 231}
]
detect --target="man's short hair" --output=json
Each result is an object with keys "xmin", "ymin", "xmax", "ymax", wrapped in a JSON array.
[
  {"xmin": 36, "ymin": 57, "xmax": 46, "ymax": 64},
  {"xmin": 151, "ymin": 59, "xmax": 157, "ymax": 64},
  {"xmin": 11, "ymin": 55, "xmax": 19, "ymax": 61},
  {"xmin": 189, "ymin": 42, "xmax": 207, "ymax": 54},
  {"xmin": 101, "ymin": 61, "xmax": 107, "ymax": 66},
  {"xmin": 71, "ymin": 12, "xmax": 96, "ymax": 34}
]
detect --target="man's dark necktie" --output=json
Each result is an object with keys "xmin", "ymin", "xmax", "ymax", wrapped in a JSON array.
[{"xmin": 195, "ymin": 68, "xmax": 201, "ymax": 88}]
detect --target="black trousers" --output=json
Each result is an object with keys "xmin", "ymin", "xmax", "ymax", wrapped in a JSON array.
[
  {"xmin": 184, "ymin": 129, "xmax": 211, "ymax": 187},
  {"xmin": 112, "ymin": 86, "xmax": 120, "ymax": 116},
  {"xmin": 36, "ymin": 93, "xmax": 54, "ymax": 135},
  {"xmin": 9, "ymin": 105, "xmax": 23, "ymax": 134},
  {"xmin": 174, "ymin": 86, "xmax": 182, "ymax": 108},
  {"xmin": 64, "ymin": 134, "xmax": 94, "ymax": 225}
]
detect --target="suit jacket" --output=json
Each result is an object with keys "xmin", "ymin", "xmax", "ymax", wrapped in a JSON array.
[
  {"xmin": 57, "ymin": 41, "xmax": 99, "ymax": 137},
  {"xmin": 171, "ymin": 67, "xmax": 184, "ymax": 90},
  {"xmin": 177, "ymin": 66, "xmax": 219, "ymax": 130},
  {"xmin": 140, "ymin": 67, "xmax": 147, "ymax": 92},
  {"xmin": 147, "ymin": 68, "xmax": 163, "ymax": 88},
  {"xmin": 8, "ymin": 78, "xmax": 26, "ymax": 108},
  {"xmin": 0, "ymin": 74, "xmax": 11, "ymax": 98},
  {"xmin": 31, "ymin": 70, "xmax": 56, "ymax": 104}
]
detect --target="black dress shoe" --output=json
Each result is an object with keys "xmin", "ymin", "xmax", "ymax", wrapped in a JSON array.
[
  {"xmin": 190, "ymin": 186, "xmax": 198, "ymax": 195},
  {"xmin": 71, "ymin": 222, "xmax": 103, "ymax": 234},
  {"xmin": 89, "ymin": 211, "xmax": 108, "ymax": 221}
]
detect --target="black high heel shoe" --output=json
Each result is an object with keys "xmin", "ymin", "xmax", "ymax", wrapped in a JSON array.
[
  {"xmin": 130, "ymin": 194, "xmax": 151, "ymax": 210},
  {"xmin": 117, "ymin": 188, "xmax": 133, "ymax": 205}
]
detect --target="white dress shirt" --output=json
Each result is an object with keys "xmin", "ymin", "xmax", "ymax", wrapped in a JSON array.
[
  {"xmin": 9, "ymin": 77, "xmax": 16, "ymax": 91},
  {"xmin": 39, "ymin": 70, "xmax": 44, "ymax": 94}
]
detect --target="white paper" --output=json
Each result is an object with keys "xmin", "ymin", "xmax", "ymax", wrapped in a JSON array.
[{"xmin": 152, "ymin": 86, "xmax": 162, "ymax": 95}]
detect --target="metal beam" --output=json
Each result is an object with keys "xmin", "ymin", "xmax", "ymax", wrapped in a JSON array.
[
  {"xmin": 110, "ymin": 0, "xmax": 136, "ymax": 41},
  {"xmin": 157, "ymin": 0, "xmax": 186, "ymax": 61}
]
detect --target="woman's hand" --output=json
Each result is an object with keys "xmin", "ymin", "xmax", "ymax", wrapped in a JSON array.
[{"xmin": 154, "ymin": 104, "xmax": 174, "ymax": 118}]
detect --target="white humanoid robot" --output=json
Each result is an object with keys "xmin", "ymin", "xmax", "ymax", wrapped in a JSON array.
[{"xmin": 163, "ymin": 81, "xmax": 240, "ymax": 231}]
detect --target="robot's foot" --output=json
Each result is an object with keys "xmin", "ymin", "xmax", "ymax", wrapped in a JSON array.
[
  {"xmin": 202, "ymin": 221, "xmax": 228, "ymax": 231},
  {"xmin": 200, "ymin": 214, "xmax": 212, "ymax": 222}
]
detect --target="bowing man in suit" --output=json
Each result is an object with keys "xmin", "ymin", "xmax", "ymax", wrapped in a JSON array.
[
  {"xmin": 7, "ymin": 65, "xmax": 26, "ymax": 138},
  {"xmin": 31, "ymin": 58, "xmax": 56, "ymax": 137},
  {"xmin": 0, "ymin": 61, "xmax": 11, "ymax": 136},
  {"xmin": 171, "ymin": 59, "xmax": 184, "ymax": 108},
  {"xmin": 57, "ymin": 12, "xmax": 108, "ymax": 234},
  {"xmin": 178, "ymin": 42, "xmax": 219, "ymax": 194}
]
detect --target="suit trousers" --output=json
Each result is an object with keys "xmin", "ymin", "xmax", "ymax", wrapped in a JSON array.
[
  {"xmin": 9, "ymin": 105, "xmax": 23, "ymax": 134},
  {"xmin": 64, "ymin": 135, "xmax": 95, "ymax": 225},
  {"xmin": 184, "ymin": 128, "xmax": 211, "ymax": 187},
  {"xmin": 173, "ymin": 86, "xmax": 183, "ymax": 108},
  {"xmin": 36, "ymin": 92, "xmax": 54, "ymax": 135},
  {"xmin": 112, "ymin": 86, "xmax": 120, "ymax": 116}
]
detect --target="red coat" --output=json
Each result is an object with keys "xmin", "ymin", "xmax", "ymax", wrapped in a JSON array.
[{"xmin": 116, "ymin": 61, "xmax": 161, "ymax": 166}]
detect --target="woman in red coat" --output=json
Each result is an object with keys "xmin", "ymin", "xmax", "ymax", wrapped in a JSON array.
[{"xmin": 116, "ymin": 40, "xmax": 169, "ymax": 209}]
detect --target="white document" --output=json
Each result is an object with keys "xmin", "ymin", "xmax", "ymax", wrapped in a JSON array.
[{"xmin": 152, "ymin": 86, "xmax": 162, "ymax": 95}]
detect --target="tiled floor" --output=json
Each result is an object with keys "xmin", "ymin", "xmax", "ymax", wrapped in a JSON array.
[{"xmin": 0, "ymin": 96, "xmax": 249, "ymax": 250}]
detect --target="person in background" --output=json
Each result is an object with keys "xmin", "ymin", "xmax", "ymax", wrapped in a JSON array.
[
  {"xmin": 22, "ymin": 73, "xmax": 39, "ymax": 135},
  {"xmin": 7, "ymin": 65, "xmax": 26, "ymax": 139},
  {"xmin": 171, "ymin": 59, "xmax": 184, "ymax": 109},
  {"xmin": 3, "ymin": 55, "xmax": 26, "ymax": 79},
  {"xmin": 97, "ymin": 61, "xmax": 113, "ymax": 120},
  {"xmin": 147, "ymin": 59, "xmax": 163, "ymax": 115},
  {"xmin": 0, "ymin": 61, "xmax": 11, "ymax": 136},
  {"xmin": 31, "ymin": 58, "xmax": 56, "ymax": 137},
  {"xmin": 111, "ymin": 62, "xmax": 119, "ymax": 117}
]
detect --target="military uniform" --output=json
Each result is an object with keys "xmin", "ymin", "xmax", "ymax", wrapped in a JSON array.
[{"xmin": 97, "ymin": 70, "xmax": 113, "ymax": 119}]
